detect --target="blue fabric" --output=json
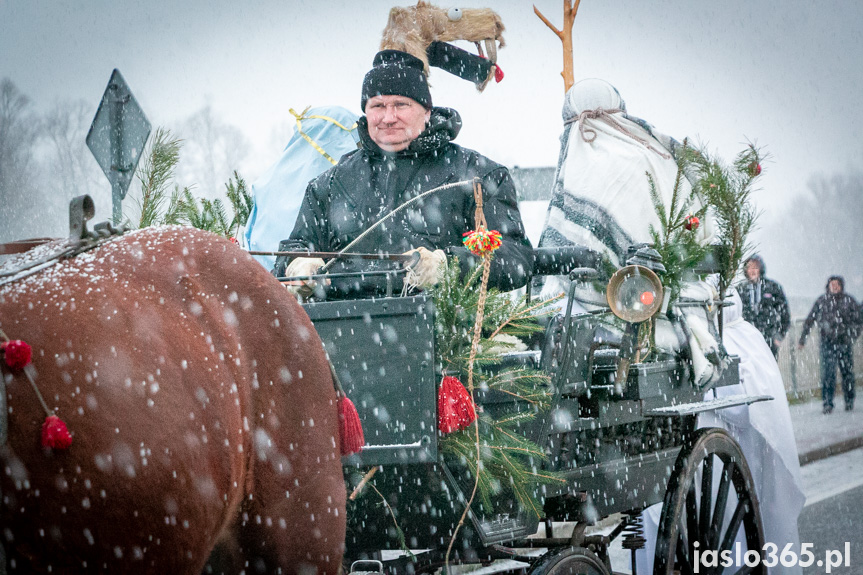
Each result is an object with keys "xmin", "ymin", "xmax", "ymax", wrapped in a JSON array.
[{"xmin": 244, "ymin": 106, "xmax": 359, "ymax": 270}]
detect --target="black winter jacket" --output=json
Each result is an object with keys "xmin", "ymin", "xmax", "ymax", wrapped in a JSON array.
[
  {"xmin": 273, "ymin": 107, "xmax": 533, "ymax": 298},
  {"xmin": 799, "ymin": 278, "xmax": 861, "ymax": 346},
  {"xmin": 736, "ymin": 277, "xmax": 791, "ymax": 344}
]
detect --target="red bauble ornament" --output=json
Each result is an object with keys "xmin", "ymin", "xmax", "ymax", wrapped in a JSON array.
[
  {"xmin": 748, "ymin": 161, "xmax": 762, "ymax": 176},
  {"xmin": 684, "ymin": 215, "xmax": 700, "ymax": 231},
  {"xmin": 1, "ymin": 339, "xmax": 32, "ymax": 370},
  {"xmin": 437, "ymin": 376, "xmax": 476, "ymax": 434},
  {"xmin": 41, "ymin": 415, "xmax": 73, "ymax": 449},
  {"xmin": 337, "ymin": 395, "xmax": 365, "ymax": 456},
  {"xmin": 640, "ymin": 291, "xmax": 655, "ymax": 306}
]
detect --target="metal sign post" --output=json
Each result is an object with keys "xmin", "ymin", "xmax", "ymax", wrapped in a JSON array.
[{"xmin": 86, "ymin": 69, "xmax": 151, "ymax": 224}]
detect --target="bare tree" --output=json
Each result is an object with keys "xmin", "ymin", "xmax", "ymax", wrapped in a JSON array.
[
  {"xmin": 765, "ymin": 171, "xmax": 863, "ymax": 298},
  {"xmin": 0, "ymin": 78, "xmax": 43, "ymax": 241},
  {"xmin": 176, "ymin": 104, "xmax": 249, "ymax": 202},
  {"xmin": 40, "ymin": 99, "xmax": 104, "ymax": 200}
]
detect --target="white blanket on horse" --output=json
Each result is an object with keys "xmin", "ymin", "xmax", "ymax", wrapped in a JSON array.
[{"xmin": 538, "ymin": 79, "xmax": 713, "ymax": 266}]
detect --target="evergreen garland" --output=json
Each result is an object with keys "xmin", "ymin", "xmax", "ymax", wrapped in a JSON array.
[{"xmin": 432, "ymin": 258, "xmax": 565, "ymax": 517}]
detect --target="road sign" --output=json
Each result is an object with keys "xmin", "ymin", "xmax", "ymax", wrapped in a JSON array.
[{"xmin": 86, "ymin": 69, "xmax": 151, "ymax": 223}]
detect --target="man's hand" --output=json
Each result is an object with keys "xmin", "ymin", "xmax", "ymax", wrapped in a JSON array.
[
  {"xmin": 284, "ymin": 257, "xmax": 329, "ymax": 298},
  {"xmin": 797, "ymin": 342, "xmax": 805, "ymax": 351},
  {"xmin": 404, "ymin": 247, "xmax": 447, "ymax": 290}
]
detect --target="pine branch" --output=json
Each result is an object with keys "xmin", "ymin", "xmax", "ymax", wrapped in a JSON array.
[
  {"xmin": 432, "ymin": 257, "xmax": 567, "ymax": 517},
  {"xmin": 646, "ymin": 172, "xmax": 668, "ymax": 233},
  {"xmin": 180, "ymin": 189, "xmax": 204, "ymax": 229},
  {"xmin": 488, "ymin": 294, "xmax": 563, "ymax": 341},
  {"xmin": 134, "ymin": 127, "xmax": 183, "ymax": 228},
  {"xmin": 644, "ymin": 139, "xmax": 708, "ymax": 300},
  {"xmin": 691, "ymin": 141, "xmax": 766, "ymax": 296},
  {"xmin": 211, "ymin": 198, "xmax": 231, "ymax": 236},
  {"xmin": 225, "ymin": 170, "xmax": 253, "ymax": 237},
  {"xmin": 161, "ymin": 185, "xmax": 187, "ymax": 225}
]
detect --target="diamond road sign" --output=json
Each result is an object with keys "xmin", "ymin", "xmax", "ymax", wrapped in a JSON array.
[{"xmin": 86, "ymin": 69, "xmax": 151, "ymax": 222}]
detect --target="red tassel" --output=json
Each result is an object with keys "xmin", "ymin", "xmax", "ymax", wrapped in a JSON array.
[
  {"xmin": 338, "ymin": 395, "xmax": 364, "ymax": 456},
  {"xmin": 41, "ymin": 415, "xmax": 72, "ymax": 449},
  {"xmin": 1, "ymin": 339, "xmax": 32, "ymax": 370},
  {"xmin": 437, "ymin": 376, "xmax": 476, "ymax": 434}
]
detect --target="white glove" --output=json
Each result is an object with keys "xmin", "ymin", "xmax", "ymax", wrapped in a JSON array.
[
  {"xmin": 283, "ymin": 257, "xmax": 329, "ymax": 298},
  {"xmin": 403, "ymin": 247, "xmax": 447, "ymax": 291}
]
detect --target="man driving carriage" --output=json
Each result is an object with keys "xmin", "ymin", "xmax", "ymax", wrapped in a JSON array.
[{"xmin": 272, "ymin": 49, "xmax": 533, "ymax": 298}]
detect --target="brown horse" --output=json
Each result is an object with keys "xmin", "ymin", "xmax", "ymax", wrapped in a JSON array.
[{"xmin": 0, "ymin": 226, "xmax": 345, "ymax": 574}]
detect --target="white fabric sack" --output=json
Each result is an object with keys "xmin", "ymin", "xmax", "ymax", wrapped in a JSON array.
[{"xmin": 539, "ymin": 78, "xmax": 714, "ymax": 267}]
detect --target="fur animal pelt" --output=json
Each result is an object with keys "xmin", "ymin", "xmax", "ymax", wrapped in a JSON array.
[{"xmin": 380, "ymin": 1, "xmax": 505, "ymax": 91}]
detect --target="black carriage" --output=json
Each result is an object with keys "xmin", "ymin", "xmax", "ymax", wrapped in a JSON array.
[
  {"xmin": 290, "ymin": 245, "xmax": 773, "ymax": 575},
  {"xmin": 2, "ymin": 195, "xmax": 772, "ymax": 574}
]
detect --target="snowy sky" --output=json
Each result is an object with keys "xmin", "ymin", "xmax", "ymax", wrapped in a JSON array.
[{"xmin": 2, "ymin": 0, "xmax": 862, "ymax": 296}]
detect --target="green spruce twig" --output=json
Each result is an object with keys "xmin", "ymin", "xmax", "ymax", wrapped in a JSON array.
[
  {"xmin": 645, "ymin": 139, "xmax": 709, "ymax": 300},
  {"xmin": 225, "ymin": 171, "xmax": 254, "ymax": 239},
  {"xmin": 135, "ymin": 128, "xmax": 183, "ymax": 228},
  {"xmin": 685, "ymin": 141, "xmax": 766, "ymax": 300}
]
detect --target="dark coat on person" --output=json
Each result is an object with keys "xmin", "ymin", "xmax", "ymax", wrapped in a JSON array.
[
  {"xmin": 799, "ymin": 275, "xmax": 862, "ymax": 347},
  {"xmin": 736, "ymin": 255, "xmax": 791, "ymax": 349},
  {"xmin": 273, "ymin": 107, "xmax": 533, "ymax": 299}
]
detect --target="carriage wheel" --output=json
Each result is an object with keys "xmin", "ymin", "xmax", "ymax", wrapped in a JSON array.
[
  {"xmin": 527, "ymin": 546, "xmax": 610, "ymax": 575},
  {"xmin": 654, "ymin": 427, "xmax": 765, "ymax": 575}
]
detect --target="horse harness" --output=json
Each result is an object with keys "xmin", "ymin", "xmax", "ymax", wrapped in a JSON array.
[{"xmin": 0, "ymin": 195, "xmax": 129, "ymax": 288}]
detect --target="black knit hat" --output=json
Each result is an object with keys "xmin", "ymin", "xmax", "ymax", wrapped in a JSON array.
[{"xmin": 361, "ymin": 50, "xmax": 432, "ymax": 111}]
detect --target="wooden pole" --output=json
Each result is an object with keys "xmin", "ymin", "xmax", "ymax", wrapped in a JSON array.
[{"xmin": 534, "ymin": 0, "xmax": 581, "ymax": 93}]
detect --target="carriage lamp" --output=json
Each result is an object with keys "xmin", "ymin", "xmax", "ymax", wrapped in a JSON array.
[
  {"xmin": 606, "ymin": 265, "xmax": 664, "ymax": 324},
  {"xmin": 606, "ymin": 265, "xmax": 664, "ymax": 394}
]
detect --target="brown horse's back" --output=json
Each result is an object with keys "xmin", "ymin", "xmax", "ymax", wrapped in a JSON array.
[{"xmin": 0, "ymin": 227, "xmax": 345, "ymax": 574}]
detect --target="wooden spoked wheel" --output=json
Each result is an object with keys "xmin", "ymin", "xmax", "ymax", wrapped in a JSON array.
[
  {"xmin": 528, "ymin": 546, "xmax": 610, "ymax": 575},
  {"xmin": 654, "ymin": 427, "xmax": 765, "ymax": 575}
]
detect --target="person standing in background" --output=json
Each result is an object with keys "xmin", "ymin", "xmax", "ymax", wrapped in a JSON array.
[
  {"xmin": 798, "ymin": 276, "xmax": 861, "ymax": 414},
  {"xmin": 736, "ymin": 255, "xmax": 791, "ymax": 359}
]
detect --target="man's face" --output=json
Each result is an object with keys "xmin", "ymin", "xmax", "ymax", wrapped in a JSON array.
[
  {"xmin": 745, "ymin": 261, "xmax": 760, "ymax": 282},
  {"xmin": 829, "ymin": 279, "xmax": 842, "ymax": 294},
  {"xmin": 365, "ymin": 95, "xmax": 430, "ymax": 152}
]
